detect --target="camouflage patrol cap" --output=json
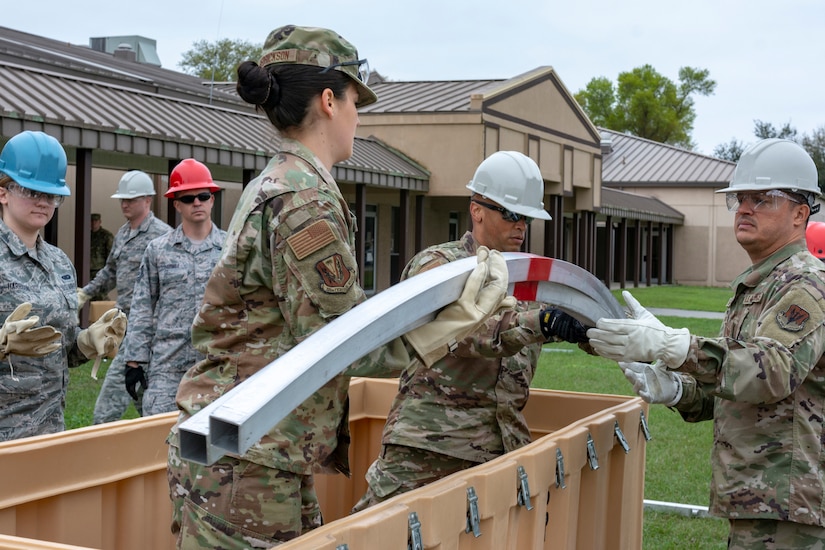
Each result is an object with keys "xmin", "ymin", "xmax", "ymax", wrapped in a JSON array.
[
  {"xmin": 258, "ymin": 25, "xmax": 377, "ymax": 108},
  {"xmin": 91, "ymin": 213, "xmax": 101, "ymax": 221}
]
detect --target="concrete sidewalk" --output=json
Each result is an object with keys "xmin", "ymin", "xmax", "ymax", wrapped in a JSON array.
[{"xmin": 648, "ymin": 308, "xmax": 724, "ymax": 320}]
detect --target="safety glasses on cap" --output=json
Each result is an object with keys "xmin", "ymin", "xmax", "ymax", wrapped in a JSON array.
[
  {"xmin": 176, "ymin": 192, "xmax": 212, "ymax": 204},
  {"xmin": 4, "ymin": 181, "xmax": 65, "ymax": 207},
  {"xmin": 319, "ymin": 58, "xmax": 370, "ymax": 83},
  {"xmin": 725, "ymin": 189, "xmax": 805, "ymax": 212},
  {"xmin": 472, "ymin": 199, "xmax": 533, "ymax": 224}
]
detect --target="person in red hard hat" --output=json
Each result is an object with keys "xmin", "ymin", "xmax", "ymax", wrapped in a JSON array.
[
  {"xmin": 806, "ymin": 220, "xmax": 825, "ymax": 261},
  {"xmin": 122, "ymin": 159, "xmax": 225, "ymax": 416}
]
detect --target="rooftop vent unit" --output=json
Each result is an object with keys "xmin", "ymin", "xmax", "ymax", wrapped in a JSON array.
[
  {"xmin": 89, "ymin": 35, "xmax": 161, "ymax": 66},
  {"xmin": 600, "ymin": 135, "xmax": 614, "ymax": 155},
  {"xmin": 112, "ymin": 43, "xmax": 137, "ymax": 63}
]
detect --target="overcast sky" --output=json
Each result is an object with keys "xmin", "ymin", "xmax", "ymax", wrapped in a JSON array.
[{"xmin": 4, "ymin": 0, "xmax": 823, "ymax": 156}]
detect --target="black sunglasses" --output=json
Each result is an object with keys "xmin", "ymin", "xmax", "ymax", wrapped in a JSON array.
[
  {"xmin": 176, "ymin": 192, "xmax": 212, "ymax": 204},
  {"xmin": 471, "ymin": 199, "xmax": 533, "ymax": 224}
]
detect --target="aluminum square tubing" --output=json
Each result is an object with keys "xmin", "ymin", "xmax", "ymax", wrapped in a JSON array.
[{"xmin": 179, "ymin": 253, "xmax": 624, "ymax": 465}]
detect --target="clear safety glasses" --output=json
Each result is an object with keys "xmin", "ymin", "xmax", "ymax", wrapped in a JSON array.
[
  {"xmin": 4, "ymin": 181, "xmax": 65, "ymax": 207},
  {"xmin": 725, "ymin": 189, "xmax": 805, "ymax": 212},
  {"xmin": 319, "ymin": 58, "xmax": 370, "ymax": 83},
  {"xmin": 471, "ymin": 199, "xmax": 534, "ymax": 224}
]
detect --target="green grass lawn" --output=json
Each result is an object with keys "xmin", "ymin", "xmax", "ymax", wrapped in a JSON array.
[
  {"xmin": 63, "ymin": 284, "xmax": 733, "ymax": 548},
  {"xmin": 66, "ymin": 358, "xmax": 140, "ymax": 430},
  {"xmin": 534, "ymin": 284, "xmax": 731, "ymax": 548}
]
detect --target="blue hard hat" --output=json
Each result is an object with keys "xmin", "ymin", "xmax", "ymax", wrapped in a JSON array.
[{"xmin": 0, "ymin": 131, "xmax": 70, "ymax": 196}]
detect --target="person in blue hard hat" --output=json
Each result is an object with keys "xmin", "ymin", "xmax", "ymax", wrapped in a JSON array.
[{"xmin": 0, "ymin": 130, "xmax": 126, "ymax": 440}]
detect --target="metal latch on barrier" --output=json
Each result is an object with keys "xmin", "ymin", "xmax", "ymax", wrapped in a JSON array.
[
  {"xmin": 466, "ymin": 486, "xmax": 482, "ymax": 537},
  {"xmin": 517, "ymin": 465, "xmax": 534, "ymax": 510},
  {"xmin": 336, "ymin": 545, "xmax": 349, "ymax": 550},
  {"xmin": 586, "ymin": 434, "xmax": 599, "ymax": 470},
  {"xmin": 408, "ymin": 512, "xmax": 423, "ymax": 550},
  {"xmin": 640, "ymin": 409, "xmax": 652, "ymax": 441},
  {"xmin": 614, "ymin": 421, "xmax": 631, "ymax": 453},
  {"xmin": 555, "ymin": 448, "xmax": 566, "ymax": 489}
]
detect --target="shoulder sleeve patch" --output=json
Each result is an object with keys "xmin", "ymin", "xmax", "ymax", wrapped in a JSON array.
[
  {"xmin": 762, "ymin": 285, "xmax": 825, "ymax": 346},
  {"xmin": 775, "ymin": 303, "xmax": 810, "ymax": 332},
  {"xmin": 287, "ymin": 220, "xmax": 336, "ymax": 260}
]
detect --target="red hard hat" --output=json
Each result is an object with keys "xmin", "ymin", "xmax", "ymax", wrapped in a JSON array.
[
  {"xmin": 806, "ymin": 221, "xmax": 825, "ymax": 260},
  {"xmin": 165, "ymin": 159, "xmax": 220, "ymax": 198}
]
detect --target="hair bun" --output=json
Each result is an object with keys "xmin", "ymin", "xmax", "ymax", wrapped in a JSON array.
[{"xmin": 236, "ymin": 61, "xmax": 279, "ymax": 107}]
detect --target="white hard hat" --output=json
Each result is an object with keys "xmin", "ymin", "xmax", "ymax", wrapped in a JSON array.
[
  {"xmin": 466, "ymin": 151, "xmax": 551, "ymax": 221},
  {"xmin": 111, "ymin": 170, "xmax": 156, "ymax": 199},
  {"xmin": 716, "ymin": 139, "xmax": 820, "ymax": 198}
]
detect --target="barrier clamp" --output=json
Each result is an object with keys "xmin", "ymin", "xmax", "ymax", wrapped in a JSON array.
[
  {"xmin": 517, "ymin": 465, "xmax": 534, "ymax": 510},
  {"xmin": 555, "ymin": 448, "xmax": 566, "ymax": 489},
  {"xmin": 640, "ymin": 410, "xmax": 653, "ymax": 441},
  {"xmin": 466, "ymin": 486, "xmax": 482, "ymax": 537},
  {"xmin": 614, "ymin": 421, "xmax": 631, "ymax": 453},
  {"xmin": 408, "ymin": 512, "xmax": 423, "ymax": 550},
  {"xmin": 586, "ymin": 434, "xmax": 599, "ymax": 470},
  {"xmin": 336, "ymin": 546, "xmax": 349, "ymax": 550}
]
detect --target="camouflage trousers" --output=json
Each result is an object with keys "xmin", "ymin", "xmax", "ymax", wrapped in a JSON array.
[
  {"xmin": 92, "ymin": 353, "xmax": 142, "ymax": 424},
  {"xmin": 167, "ymin": 444, "xmax": 322, "ymax": 549},
  {"xmin": 727, "ymin": 519, "xmax": 825, "ymax": 550},
  {"xmin": 352, "ymin": 444, "xmax": 481, "ymax": 513}
]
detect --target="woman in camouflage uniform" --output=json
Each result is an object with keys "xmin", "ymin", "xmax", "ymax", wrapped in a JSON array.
[
  {"xmin": 0, "ymin": 131, "xmax": 125, "ymax": 441},
  {"xmin": 166, "ymin": 25, "xmax": 508, "ymax": 549}
]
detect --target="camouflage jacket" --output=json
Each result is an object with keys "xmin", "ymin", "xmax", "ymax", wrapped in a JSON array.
[
  {"xmin": 82, "ymin": 211, "xmax": 172, "ymax": 315},
  {"xmin": 382, "ymin": 231, "xmax": 548, "ymax": 463},
  {"xmin": 0, "ymin": 218, "xmax": 82, "ymax": 440},
  {"xmin": 123, "ymin": 223, "xmax": 226, "ymax": 383},
  {"xmin": 674, "ymin": 241, "xmax": 825, "ymax": 527},
  {"xmin": 89, "ymin": 226, "xmax": 114, "ymax": 274},
  {"xmin": 171, "ymin": 139, "xmax": 409, "ymax": 475}
]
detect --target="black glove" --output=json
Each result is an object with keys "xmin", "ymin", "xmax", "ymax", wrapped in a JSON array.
[
  {"xmin": 125, "ymin": 365, "xmax": 147, "ymax": 401},
  {"xmin": 539, "ymin": 308, "xmax": 589, "ymax": 344}
]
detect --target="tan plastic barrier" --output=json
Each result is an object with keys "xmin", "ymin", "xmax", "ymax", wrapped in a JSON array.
[
  {"xmin": 0, "ymin": 379, "xmax": 647, "ymax": 550},
  {"xmin": 88, "ymin": 301, "xmax": 116, "ymax": 324}
]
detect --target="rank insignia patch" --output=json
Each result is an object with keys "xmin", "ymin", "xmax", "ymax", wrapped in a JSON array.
[
  {"xmin": 316, "ymin": 253, "xmax": 354, "ymax": 294},
  {"xmin": 776, "ymin": 304, "xmax": 809, "ymax": 332}
]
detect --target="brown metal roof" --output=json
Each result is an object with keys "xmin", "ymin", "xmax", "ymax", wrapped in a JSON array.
[
  {"xmin": 0, "ymin": 26, "xmax": 428, "ymax": 190},
  {"xmin": 600, "ymin": 187, "xmax": 684, "ymax": 224},
  {"xmin": 360, "ymin": 80, "xmax": 502, "ymax": 113},
  {"xmin": 600, "ymin": 128, "xmax": 735, "ymax": 187}
]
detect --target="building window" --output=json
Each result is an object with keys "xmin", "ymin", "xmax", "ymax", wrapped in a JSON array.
[
  {"xmin": 362, "ymin": 205, "xmax": 377, "ymax": 294},
  {"xmin": 448, "ymin": 211, "xmax": 459, "ymax": 241}
]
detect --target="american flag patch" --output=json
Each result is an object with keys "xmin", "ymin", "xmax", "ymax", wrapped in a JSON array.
[{"xmin": 287, "ymin": 220, "xmax": 336, "ymax": 260}]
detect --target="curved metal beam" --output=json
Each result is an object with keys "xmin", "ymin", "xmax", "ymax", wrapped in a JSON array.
[{"xmin": 179, "ymin": 253, "xmax": 623, "ymax": 465}]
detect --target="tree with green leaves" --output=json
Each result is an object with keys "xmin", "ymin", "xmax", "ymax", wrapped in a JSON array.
[
  {"xmin": 714, "ymin": 120, "xmax": 825, "ymax": 193},
  {"xmin": 575, "ymin": 65, "xmax": 716, "ymax": 149},
  {"xmin": 178, "ymin": 39, "xmax": 262, "ymax": 82},
  {"xmin": 802, "ymin": 126, "xmax": 825, "ymax": 191}
]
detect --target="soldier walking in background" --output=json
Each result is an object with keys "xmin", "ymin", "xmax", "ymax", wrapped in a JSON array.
[
  {"xmin": 88, "ymin": 213, "xmax": 113, "ymax": 301},
  {"xmin": 78, "ymin": 170, "xmax": 172, "ymax": 423},
  {"xmin": 123, "ymin": 159, "xmax": 225, "ymax": 416}
]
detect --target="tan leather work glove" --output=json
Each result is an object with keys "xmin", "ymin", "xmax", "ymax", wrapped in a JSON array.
[
  {"xmin": 77, "ymin": 288, "xmax": 91, "ymax": 311},
  {"xmin": 77, "ymin": 308, "xmax": 127, "ymax": 360},
  {"xmin": 404, "ymin": 246, "xmax": 511, "ymax": 367},
  {"xmin": 0, "ymin": 302, "xmax": 62, "ymax": 360}
]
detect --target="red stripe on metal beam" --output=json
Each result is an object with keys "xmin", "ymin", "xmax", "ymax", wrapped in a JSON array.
[
  {"xmin": 512, "ymin": 281, "xmax": 538, "ymax": 301},
  {"xmin": 527, "ymin": 256, "xmax": 553, "ymax": 281}
]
